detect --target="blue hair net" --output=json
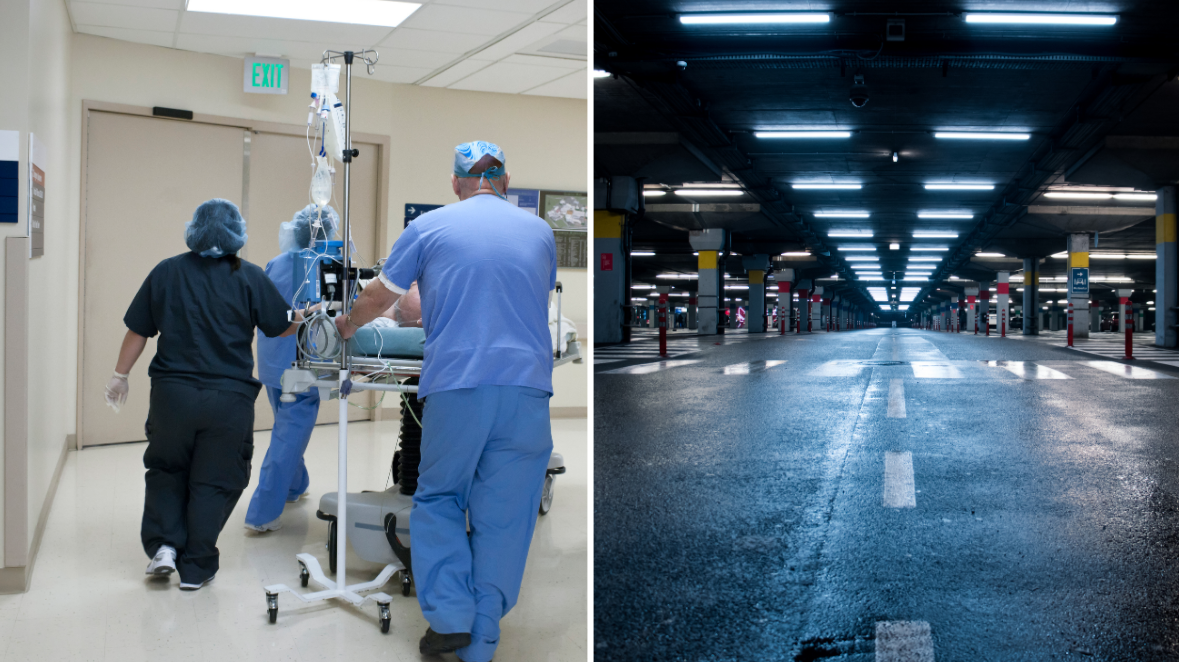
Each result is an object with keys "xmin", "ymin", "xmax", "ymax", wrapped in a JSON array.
[
  {"xmin": 185, "ymin": 199, "xmax": 248, "ymax": 258},
  {"xmin": 280, "ymin": 205, "xmax": 339, "ymax": 253},
  {"xmin": 454, "ymin": 141, "xmax": 507, "ymax": 200}
]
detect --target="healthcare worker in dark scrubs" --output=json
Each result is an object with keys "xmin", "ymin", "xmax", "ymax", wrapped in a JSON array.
[{"xmin": 104, "ymin": 198, "xmax": 302, "ymax": 590}]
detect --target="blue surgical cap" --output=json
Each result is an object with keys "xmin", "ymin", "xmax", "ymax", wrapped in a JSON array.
[
  {"xmin": 454, "ymin": 141, "xmax": 508, "ymax": 200},
  {"xmin": 185, "ymin": 199, "xmax": 248, "ymax": 258},
  {"xmin": 280, "ymin": 204, "xmax": 339, "ymax": 253}
]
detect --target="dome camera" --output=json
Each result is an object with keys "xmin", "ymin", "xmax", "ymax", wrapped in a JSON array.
[{"xmin": 849, "ymin": 73, "xmax": 870, "ymax": 108}]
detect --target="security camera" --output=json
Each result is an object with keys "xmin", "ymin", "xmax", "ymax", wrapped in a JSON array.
[{"xmin": 849, "ymin": 73, "xmax": 869, "ymax": 108}]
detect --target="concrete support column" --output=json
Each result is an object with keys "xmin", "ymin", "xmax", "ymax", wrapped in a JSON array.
[
  {"xmin": 777, "ymin": 272, "xmax": 793, "ymax": 335},
  {"xmin": 648, "ymin": 302, "xmax": 656, "ymax": 328},
  {"xmin": 748, "ymin": 269, "xmax": 766, "ymax": 333},
  {"xmin": 1090, "ymin": 299, "xmax": 1101, "ymax": 333},
  {"xmin": 997, "ymin": 271, "xmax": 1011, "ymax": 337},
  {"xmin": 688, "ymin": 297, "xmax": 698, "ymax": 330},
  {"xmin": 821, "ymin": 296, "xmax": 832, "ymax": 332},
  {"xmin": 593, "ymin": 211, "xmax": 625, "ymax": 344},
  {"xmin": 950, "ymin": 299, "xmax": 959, "ymax": 332},
  {"xmin": 1157, "ymin": 186, "xmax": 1177, "ymax": 347},
  {"xmin": 965, "ymin": 286, "xmax": 978, "ymax": 333},
  {"xmin": 690, "ymin": 229, "xmax": 725, "ymax": 336},
  {"xmin": 796, "ymin": 283, "xmax": 810, "ymax": 334},
  {"xmin": 979, "ymin": 283, "xmax": 991, "ymax": 334},
  {"xmin": 1067, "ymin": 234, "xmax": 1090, "ymax": 339},
  {"xmin": 1023, "ymin": 258, "xmax": 1039, "ymax": 335},
  {"xmin": 1118, "ymin": 289, "xmax": 1133, "ymax": 333},
  {"xmin": 811, "ymin": 287, "xmax": 823, "ymax": 333}
]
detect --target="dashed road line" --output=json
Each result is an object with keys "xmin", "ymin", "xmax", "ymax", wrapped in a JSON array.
[
  {"xmin": 876, "ymin": 621, "xmax": 935, "ymax": 662},
  {"xmin": 883, "ymin": 451, "xmax": 916, "ymax": 508},
  {"xmin": 887, "ymin": 379, "xmax": 907, "ymax": 418}
]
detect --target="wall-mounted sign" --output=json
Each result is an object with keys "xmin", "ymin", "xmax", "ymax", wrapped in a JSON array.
[
  {"xmin": 1070, "ymin": 267, "xmax": 1089, "ymax": 296},
  {"xmin": 0, "ymin": 130, "xmax": 17, "ymax": 225},
  {"xmin": 404, "ymin": 203, "xmax": 444, "ymax": 227},
  {"xmin": 244, "ymin": 56, "xmax": 289, "ymax": 95},
  {"xmin": 540, "ymin": 190, "xmax": 587, "ymax": 232},
  {"xmin": 29, "ymin": 133, "xmax": 45, "ymax": 258},
  {"xmin": 507, "ymin": 188, "xmax": 539, "ymax": 215}
]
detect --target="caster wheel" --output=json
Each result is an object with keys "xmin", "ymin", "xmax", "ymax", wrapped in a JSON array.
[
  {"xmin": 539, "ymin": 474, "xmax": 554, "ymax": 515},
  {"xmin": 299, "ymin": 562, "xmax": 310, "ymax": 588},
  {"xmin": 327, "ymin": 521, "xmax": 337, "ymax": 575},
  {"xmin": 378, "ymin": 603, "xmax": 391, "ymax": 634},
  {"xmin": 401, "ymin": 571, "xmax": 412, "ymax": 597},
  {"xmin": 266, "ymin": 593, "xmax": 278, "ymax": 624}
]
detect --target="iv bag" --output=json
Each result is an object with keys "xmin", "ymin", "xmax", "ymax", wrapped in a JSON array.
[
  {"xmin": 311, "ymin": 156, "xmax": 333, "ymax": 207},
  {"xmin": 310, "ymin": 63, "xmax": 341, "ymax": 98}
]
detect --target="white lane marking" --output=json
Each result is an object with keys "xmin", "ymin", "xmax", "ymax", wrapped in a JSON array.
[
  {"xmin": 1082, "ymin": 361, "xmax": 1176, "ymax": 380},
  {"xmin": 722, "ymin": 359, "xmax": 789, "ymax": 374},
  {"xmin": 809, "ymin": 361, "xmax": 867, "ymax": 377},
  {"xmin": 723, "ymin": 362, "xmax": 752, "ymax": 374},
  {"xmin": 1151, "ymin": 360, "xmax": 1179, "ymax": 370},
  {"xmin": 598, "ymin": 360, "xmax": 700, "ymax": 375},
  {"xmin": 765, "ymin": 360, "xmax": 787, "ymax": 369},
  {"xmin": 887, "ymin": 379, "xmax": 907, "ymax": 418},
  {"xmin": 876, "ymin": 621, "xmax": 935, "ymax": 662},
  {"xmin": 910, "ymin": 362, "xmax": 963, "ymax": 379},
  {"xmin": 883, "ymin": 451, "xmax": 916, "ymax": 508},
  {"xmin": 983, "ymin": 360, "xmax": 1072, "ymax": 380}
]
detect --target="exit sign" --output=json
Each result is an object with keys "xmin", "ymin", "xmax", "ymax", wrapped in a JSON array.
[{"xmin": 244, "ymin": 56, "xmax": 289, "ymax": 95}]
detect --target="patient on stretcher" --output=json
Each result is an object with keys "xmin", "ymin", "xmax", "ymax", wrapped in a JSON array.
[{"xmin": 365, "ymin": 282, "xmax": 422, "ymax": 329}]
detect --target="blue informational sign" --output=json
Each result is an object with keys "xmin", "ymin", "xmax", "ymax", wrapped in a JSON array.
[
  {"xmin": 404, "ymin": 203, "xmax": 444, "ymax": 228},
  {"xmin": 1070, "ymin": 267, "xmax": 1090, "ymax": 296},
  {"xmin": 507, "ymin": 188, "xmax": 540, "ymax": 215}
]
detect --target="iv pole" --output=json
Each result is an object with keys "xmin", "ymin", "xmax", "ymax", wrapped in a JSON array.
[{"xmin": 264, "ymin": 48, "xmax": 399, "ymax": 634}]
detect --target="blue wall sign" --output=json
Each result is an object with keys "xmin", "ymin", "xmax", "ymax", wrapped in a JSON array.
[
  {"xmin": 1070, "ymin": 267, "xmax": 1090, "ymax": 296},
  {"xmin": 404, "ymin": 203, "xmax": 444, "ymax": 228}
]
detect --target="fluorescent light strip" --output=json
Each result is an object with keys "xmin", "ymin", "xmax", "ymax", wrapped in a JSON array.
[
  {"xmin": 642, "ymin": 191, "xmax": 666, "ymax": 197},
  {"xmin": 792, "ymin": 183, "xmax": 862, "ymax": 189},
  {"xmin": 914, "ymin": 232, "xmax": 959, "ymax": 238},
  {"xmin": 815, "ymin": 212, "xmax": 870, "ymax": 218},
  {"xmin": 1044, "ymin": 191, "xmax": 1158, "ymax": 201},
  {"xmin": 754, "ymin": 131, "xmax": 851, "ymax": 139},
  {"xmin": 918, "ymin": 213, "xmax": 973, "ymax": 219},
  {"xmin": 975, "ymin": 252, "xmax": 1005, "ymax": 257},
  {"xmin": 593, "ymin": 70, "xmax": 611, "ymax": 78},
  {"xmin": 964, "ymin": 12, "xmax": 1117, "ymax": 26},
  {"xmin": 680, "ymin": 12, "xmax": 830, "ymax": 24},
  {"xmin": 910, "ymin": 247, "xmax": 949, "ymax": 251},
  {"xmin": 838, "ymin": 246, "xmax": 876, "ymax": 251},
  {"xmin": 934, "ymin": 132, "xmax": 1030, "ymax": 140},
  {"xmin": 909, "ymin": 257, "xmax": 942, "ymax": 262},
  {"xmin": 674, "ymin": 189, "xmax": 744, "ymax": 196},
  {"xmin": 924, "ymin": 184, "xmax": 994, "ymax": 191},
  {"xmin": 845, "ymin": 256, "xmax": 879, "ymax": 261},
  {"xmin": 829, "ymin": 231, "xmax": 873, "ymax": 237},
  {"xmin": 631, "ymin": 251, "xmax": 655, "ymax": 256},
  {"xmin": 779, "ymin": 252, "xmax": 811, "ymax": 256},
  {"xmin": 187, "ymin": 0, "xmax": 421, "ymax": 25}
]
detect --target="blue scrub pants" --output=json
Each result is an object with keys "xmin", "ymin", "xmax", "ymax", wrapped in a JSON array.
[
  {"xmin": 411, "ymin": 385, "xmax": 553, "ymax": 662},
  {"xmin": 245, "ymin": 387, "xmax": 319, "ymax": 527}
]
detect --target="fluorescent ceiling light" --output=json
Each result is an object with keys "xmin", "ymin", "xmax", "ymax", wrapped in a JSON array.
[
  {"xmin": 845, "ymin": 256, "xmax": 879, "ymax": 261},
  {"xmin": 631, "ymin": 284, "xmax": 654, "ymax": 289},
  {"xmin": 680, "ymin": 12, "xmax": 830, "ymax": 25},
  {"xmin": 898, "ymin": 305, "xmax": 910, "ymax": 311},
  {"xmin": 780, "ymin": 251, "xmax": 811, "ymax": 256},
  {"xmin": 838, "ymin": 246, "xmax": 876, "ymax": 251},
  {"xmin": 1115, "ymin": 193, "xmax": 1157, "ymax": 201},
  {"xmin": 934, "ymin": 132, "xmax": 1030, "ymax": 140},
  {"xmin": 829, "ymin": 231, "xmax": 873, "ymax": 237},
  {"xmin": 918, "ymin": 212, "xmax": 973, "ymax": 219},
  {"xmin": 964, "ymin": 12, "xmax": 1117, "ymax": 26},
  {"xmin": 903, "ymin": 277, "xmax": 930, "ymax": 281},
  {"xmin": 187, "ymin": 0, "xmax": 421, "ymax": 25},
  {"xmin": 643, "ymin": 191, "xmax": 666, "ymax": 197},
  {"xmin": 1127, "ymin": 254, "xmax": 1157, "ymax": 259},
  {"xmin": 914, "ymin": 232, "xmax": 959, "ymax": 238},
  {"xmin": 1044, "ymin": 192, "xmax": 1110, "ymax": 200},
  {"xmin": 656, "ymin": 274, "xmax": 697, "ymax": 279},
  {"xmin": 755, "ymin": 131, "xmax": 851, "ymax": 139},
  {"xmin": 924, "ymin": 184, "xmax": 994, "ymax": 191},
  {"xmin": 631, "ymin": 251, "xmax": 656, "ymax": 256},
  {"xmin": 792, "ymin": 183, "xmax": 862, "ymax": 189},
  {"xmin": 911, "ymin": 247, "xmax": 949, "ymax": 251},
  {"xmin": 593, "ymin": 70, "xmax": 611, "ymax": 78},
  {"xmin": 975, "ymin": 252, "xmax": 1005, "ymax": 257},
  {"xmin": 815, "ymin": 212, "xmax": 870, "ymax": 218},
  {"xmin": 908, "ymin": 257, "xmax": 943, "ymax": 261},
  {"xmin": 889, "ymin": 243, "xmax": 900, "ymax": 250},
  {"xmin": 674, "ymin": 189, "xmax": 744, "ymax": 196}
]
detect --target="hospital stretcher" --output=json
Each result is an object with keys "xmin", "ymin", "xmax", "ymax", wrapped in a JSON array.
[{"xmin": 263, "ymin": 283, "xmax": 582, "ymax": 632}]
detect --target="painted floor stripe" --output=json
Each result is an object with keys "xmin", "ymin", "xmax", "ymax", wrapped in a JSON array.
[
  {"xmin": 876, "ymin": 621, "xmax": 935, "ymax": 662},
  {"xmin": 722, "ymin": 360, "xmax": 788, "ymax": 374},
  {"xmin": 1082, "ymin": 361, "xmax": 1176, "ymax": 379},
  {"xmin": 911, "ymin": 362, "xmax": 963, "ymax": 379},
  {"xmin": 887, "ymin": 379, "xmax": 907, "ymax": 418},
  {"xmin": 1157, "ymin": 360, "xmax": 1179, "ymax": 369},
  {"xmin": 598, "ymin": 360, "xmax": 700, "ymax": 375},
  {"xmin": 883, "ymin": 451, "xmax": 916, "ymax": 508},
  {"xmin": 983, "ymin": 360, "xmax": 1072, "ymax": 380}
]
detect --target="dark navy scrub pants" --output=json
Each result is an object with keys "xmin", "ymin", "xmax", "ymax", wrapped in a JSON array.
[{"xmin": 141, "ymin": 382, "xmax": 254, "ymax": 584}]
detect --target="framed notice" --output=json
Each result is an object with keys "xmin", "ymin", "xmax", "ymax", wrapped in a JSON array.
[
  {"xmin": 554, "ymin": 230, "xmax": 587, "ymax": 268},
  {"xmin": 540, "ymin": 190, "xmax": 587, "ymax": 232},
  {"xmin": 507, "ymin": 188, "xmax": 539, "ymax": 215}
]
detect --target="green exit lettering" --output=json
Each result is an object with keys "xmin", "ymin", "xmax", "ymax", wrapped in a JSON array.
[{"xmin": 251, "ymin": 62, "xmax": 283, "ymax": 88}]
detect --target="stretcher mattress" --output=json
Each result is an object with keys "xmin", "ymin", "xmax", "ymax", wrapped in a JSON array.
[{"xmin": 349, "ymin": 326, "xmax": 426, "ymax": 358}]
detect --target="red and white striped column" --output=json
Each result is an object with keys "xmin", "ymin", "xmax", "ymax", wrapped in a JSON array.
[{"xmin": 996, "ymin": 272, "xmax": 1010, "ymax": 338}]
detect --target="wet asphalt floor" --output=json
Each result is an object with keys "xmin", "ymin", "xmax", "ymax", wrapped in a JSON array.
[{"xmin": 594, "ymin": 328, "xmax": 1179, "ymax": 661}]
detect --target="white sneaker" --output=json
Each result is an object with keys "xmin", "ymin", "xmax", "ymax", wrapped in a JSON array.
[
  {"xmin": 146, "ymin": 545, "xmax": 177, "ymax": 576},
  {"xmin": 179, "ymin": 575, "xmax": 214, "ymax": 591},
  {"xmin": 286, "ymin": 491, "xmax": 309, "ymax": 503},
  {"xmin": 244, "ymin": 517, "xmax": 282, "ymax": 533}
]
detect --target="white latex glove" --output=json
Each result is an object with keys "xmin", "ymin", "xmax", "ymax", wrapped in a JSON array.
[{"xmin": 104, "ymin": 372, "xmax": 129, "ymax": 413}]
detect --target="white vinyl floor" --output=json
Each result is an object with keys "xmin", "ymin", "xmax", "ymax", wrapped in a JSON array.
[{"xmin": 0, "ymin": 417, "xmax": 588, "ymax": 662}]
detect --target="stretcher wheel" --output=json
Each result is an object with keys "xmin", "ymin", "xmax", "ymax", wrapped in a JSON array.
[
  {"xmin": 401, "ymin": 571, "xmax": 412, "ymax": 597},
  {"xmin": 328, "ymin": 521, "xmax": 338, "ymax": 575},
  {"xmin": 299, "ymin": 562, "xmax": 310, "ymax": 588},
  {"xmin": 378, "ymin": 603, "xmax": 391, "ymax": 633},
  {"xmin": 266, "ymin": 593, "xmax": 278, "ymax": 624},
  {"xmin": 539, "ymin": 474, "xmax": 555, "ymax": 516}
]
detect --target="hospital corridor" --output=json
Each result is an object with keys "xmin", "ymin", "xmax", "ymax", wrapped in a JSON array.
[{"xmin": 1, "ymin": 0, "xmax": 589, "ymax": 659}]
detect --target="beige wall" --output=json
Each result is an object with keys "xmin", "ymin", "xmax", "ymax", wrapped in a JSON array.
[{"xmin": 69, "ymin": 34, "xmax": 588, "ymax": 410}]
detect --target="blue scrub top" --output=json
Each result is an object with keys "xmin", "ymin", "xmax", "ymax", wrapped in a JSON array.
[
  {"xmin": 256, "ymin": 251, "xmax": 297, "ymax": 388},
  {"xmin": 381, "ymin": 194, "xmax": 557, "ymax": 399}
]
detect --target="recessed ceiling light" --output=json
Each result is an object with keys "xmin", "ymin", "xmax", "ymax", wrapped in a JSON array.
[
  {"xmin": 680, "ymin": 12, "xmax": 830, "ymax": 25},
  {"xmin": 631, "ymin": 251, "xmax": 656, "ymax": 256},
  {"xmin": 674, "ymin": 189, "xmax": 744, "ymax": 196},
  {"xmin": 187, "ymin": 0, "xmax": 421, "ymax": 26},
  {"xmin": 755, "ymin": 131, "xmax": 852, "ymax": 139},
  {"xmin": 815, "ymin": 212, "xmax": 870, "ymax": 218},
  {"xmin": 792, "ymin": 183, "xmax": 862, "ymax": 189},
  {"xmin": 934, "ymin": 132, "xmax": 1030, "ymax": 140},
  {"xmin": 918, "ymin": 212, "xmax": 974, "ymax": 219},
  {"xmin": 964, "ymin": 12, "xmax": 1117, "ymax": 26},
  {"xmin": 924, "ymin": 184, "xmax": 994, "ymax": 191}
]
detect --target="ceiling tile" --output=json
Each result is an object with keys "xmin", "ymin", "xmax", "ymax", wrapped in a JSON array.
[
  {"xmin": 372, "ymin": 47, "xmax": 457, "ymax": 70},
  {"xmin": 433, "ymin": 0, "xmax": 556, "ymax": 13},
  {"xmin": 538, "ymin": 0, "xmax": 585, "ymax": 25},
  {"xmin": 70, "ymin": 2, "xmax": 178, "ymax": 31},
  {"xmin": 501, "ymin": 53, "xmax": 584, "ymax": 70},
  {"xmin": 419, "ymin": 59, "xmax": 492, "ymax": 88},
  {"xmin": 76, "ymin": 24, "xmax": 175, "ymax": 48},
  {"xmin": 173, "ymin": 33, "xmax": 328, "ymax": 60},
  {"xmin": 378, "ymin": 28, "xmax": 477, "ymax": 54},
  {"xmin": 77, "ymin": 0, "xmax": 185, "ymax": 9},
  {"xmin": 465, "ymin": 21, "xmax": 566, "ymax": 62},
  {"xmin": 447, "ymin": 61, "xmax": 569, "ymax": 94},
  {"xmin": 178, "ymin": 11, "xmax": 393, "ymax": 44},
  {"xmin": 366, "ymin": 64, "xmax": 438, "ymax": 85},
  {"xmin": 400, "ymin": 5, "xmax": 533, "ymax": 36},
  {"xmin": 521, "ymin": 70, "xmax": 586, "ymax": 99}
]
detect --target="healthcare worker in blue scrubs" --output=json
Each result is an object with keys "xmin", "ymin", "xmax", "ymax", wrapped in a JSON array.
[
  {"xmin": 243, "ymin": 205, "xmax": 338, "ymax": 532},
  {"xmin": 336, "ymin": 142, "xmax": 556, "ymax": 662}
]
